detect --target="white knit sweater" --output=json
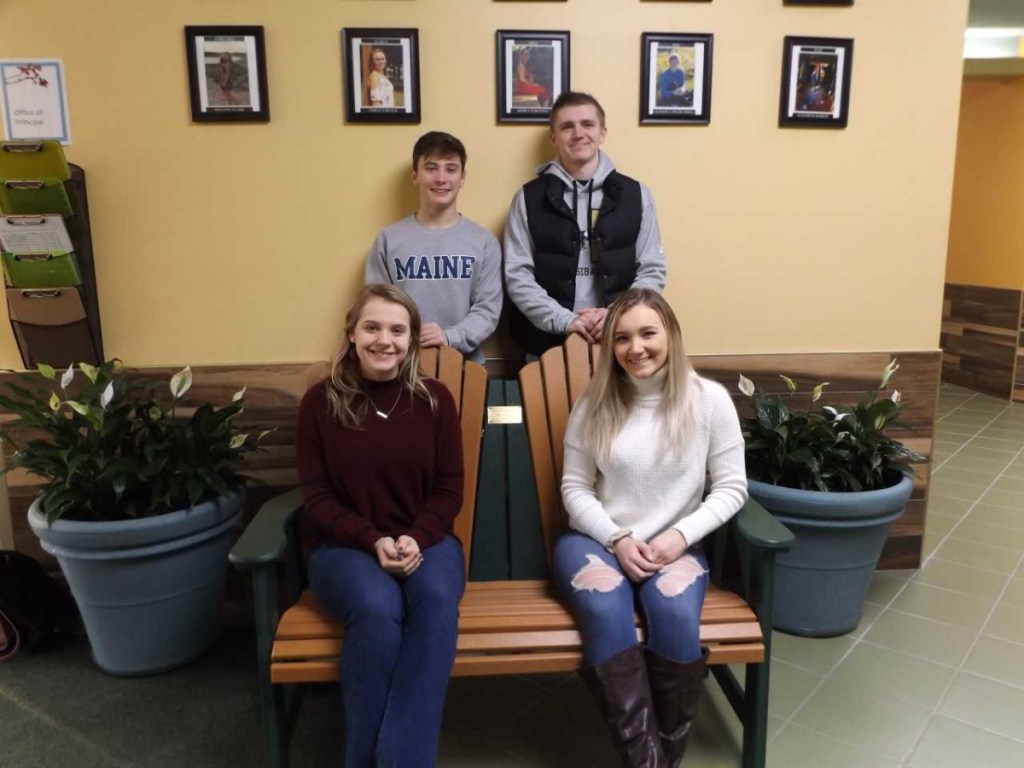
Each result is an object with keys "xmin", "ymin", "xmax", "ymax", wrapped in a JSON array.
[{"xmin": 561, "ymin": 369, "xmax": 748, "ymax": 548}]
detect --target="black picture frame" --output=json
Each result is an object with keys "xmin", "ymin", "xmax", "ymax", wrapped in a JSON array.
[
  {"xmin": 639, "ymin": 32, "xmax": 714, "ymax": 125},
  {"xmin": 342, "ymin": 28, "xmax": 421, "ymax": 124},
  {"xmin": 184, "ymin": 26, "xmax": 270, "ymax": 123},
  {"xmin": 496, "ymin": 30, "xmax": 571, "ymax": 124},
  {"xmin": 778, "ymin": 36, "xmax": 853, "ymax": 128}
]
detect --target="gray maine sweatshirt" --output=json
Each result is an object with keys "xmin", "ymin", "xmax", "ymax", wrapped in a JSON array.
[
  {"xmin": 503, "ymin": 152, "xmax": 666, "ymax": 336},
  {"xmin": 365, "ymin": 214, "xmax": 502, "ymax": 363}
]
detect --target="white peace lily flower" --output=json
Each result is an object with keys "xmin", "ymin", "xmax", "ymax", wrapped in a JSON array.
[
  {"xmin": 891, "ymin": 390, "xmax": 901, "ymax": 403},
  {"xmin": 811, "ymin": 382, "xmax": 830, "ymax": 403},
  {"xmin": 779, "ymin": 374, "xmax": 797, "ymax": 393},
  {"xmin": 880, "ymin": 358, "xmax": 899, "ymax": 389},
  {"xmin": 170, "ymin": 366, "xmax": 193, "ymax": 399},
  {"xmin": 99, "ymin": 382, "xmax": 114, "ymax": 409},
  {"xmin": 232, "ymin": 386, "xmax": 246, "ymax": 402},
  {"xmin": 60, "ymin": 364, "xmax": 74, "ymax": 390},
  {"xmin": 738, "ymin": 374, "xmax": 755, "ymax": 397},
  {"xmin": 230, "ymin": 433, "xmax": 248, "ymax": 449},
  {"xmin": 823, "ymin": 406, "xmax": 849, "ymax": 423}
]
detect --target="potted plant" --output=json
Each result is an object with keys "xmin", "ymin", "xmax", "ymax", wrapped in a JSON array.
[
  {"xmin": 737, "ymin": 359, "xmax": 923, "ymax": 637},
  {"xmin": 0, "ymin": 360, "xmax": 263, "ymax": 675}
]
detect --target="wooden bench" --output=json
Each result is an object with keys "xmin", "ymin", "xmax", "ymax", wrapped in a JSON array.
[{"xmin": 230, "ymin": 339, "xmax": 794, "ymax": 768}]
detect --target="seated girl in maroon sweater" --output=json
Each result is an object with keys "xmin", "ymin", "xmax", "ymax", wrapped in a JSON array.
[{"xmin": 295, "ymin": 283, "xmax": 465, "ymax": 768}]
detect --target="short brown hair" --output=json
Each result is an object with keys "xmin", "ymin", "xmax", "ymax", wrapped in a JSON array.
[
  {"xmin": 549, "ymin": 92, "xmax": 606, "ymax": 130},
  {"xmin": 412, "ymin": 131, "xmax": 467, "ymax": 171}
]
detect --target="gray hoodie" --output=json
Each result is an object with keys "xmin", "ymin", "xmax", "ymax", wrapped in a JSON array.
[{"xmin": 503, "ymin": 152, "xmax": 666, "ymax": 335}]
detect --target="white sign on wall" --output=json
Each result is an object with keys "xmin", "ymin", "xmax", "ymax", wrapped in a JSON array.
[{"xmin": 0, "ymin": 59, "xmax": 72, "ymax": 144}]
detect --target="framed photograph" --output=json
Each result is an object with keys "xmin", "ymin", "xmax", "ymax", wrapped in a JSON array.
[
  {"xmin": 640, "ymin": 33, "xmax": 713, "ymax": 125},
  {"xmin": 342, "ymin": 28, "xmax": 420, "ymax": 124},
  {"xmin": 496, "ymin": 30, "xmax": 570, "ymax": 124},
  {"xmin": 184, "ymin": 26, "xmax": 269, "ymax": 123},
  {"xmin": 778, "ymin": 36, "xmax": 853, "ymax": 128}
]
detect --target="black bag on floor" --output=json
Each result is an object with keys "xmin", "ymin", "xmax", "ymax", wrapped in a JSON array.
[{"xmin": 0, "ymin": 550, "xmax": 78, "ymax": 661}]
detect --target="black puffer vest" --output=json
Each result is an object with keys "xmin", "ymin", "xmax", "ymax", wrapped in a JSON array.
[
  {"xmin": 511, "ymin": 170, "xmax": 642, "ymax": 355},
  {"xmin": 509, "ymin": 171, "xmax": 638, "ymax": 354},
  {"xmin": 509, "ymin": 169, "xmax": 638, "ymax": 356}
]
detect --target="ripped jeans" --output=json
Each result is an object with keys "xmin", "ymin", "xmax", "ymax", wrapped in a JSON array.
[{"xmin": 553, "ymin": 532, "xmax": 709, "ymax": 666}]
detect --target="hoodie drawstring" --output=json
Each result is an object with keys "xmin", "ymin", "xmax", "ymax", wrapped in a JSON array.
[{"xmin": 574, "ymin": 179, "xmax": 594, "ymax": 260}]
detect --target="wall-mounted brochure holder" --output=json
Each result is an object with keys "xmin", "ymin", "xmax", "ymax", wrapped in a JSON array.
[
  {"xmin": 0, "ymin": 141, "xmax": 102, "ymax": 368},
  {"xmin": 0, "ymin": 179, "xmax": 75, "ymax": 218},
  {"xmin": 5, "ymin": 288, "xmax": 99, "ymax": 368},
  {"xmin": 0, "ymin": 141, "xmax": 70, "ymax": 181},
  {"xmin": 2, "ymin": 251, "xmax": 81, "ymax": 289},
  {"xmin": 0, "ymin": 215, "xmax": 74, "ymax": 254}
]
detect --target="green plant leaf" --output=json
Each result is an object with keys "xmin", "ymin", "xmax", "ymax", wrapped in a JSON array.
[
  {"xmin": 37, "ymin": 363, "xmax": 56, "ymax": 379},
  {"xmin": 779, "ymin": 374, "xmax": 797, "ymax": 393},
  {"xmin": 79, "ymin": 362, "xmax": 99, "ymax": 383}
]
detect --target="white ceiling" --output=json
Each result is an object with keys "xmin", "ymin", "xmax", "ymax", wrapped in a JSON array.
[{"xmin": 970, "ymin": 0, "xmax": 1024, "ymax": 27}]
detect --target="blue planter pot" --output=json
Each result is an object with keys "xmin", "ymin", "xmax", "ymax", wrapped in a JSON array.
[
  {"xmin": 747, "ymin": 475, "xmax": 913, "ymax": 637},
  {"xmin": 29, "ymin": 489, "xmax": 244, "ymax": 676}
]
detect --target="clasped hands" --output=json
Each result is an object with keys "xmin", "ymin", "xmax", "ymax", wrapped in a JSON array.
[
  {"xmin": 374, "ymin": 535, "xmax": 423, "ymax": 577},
  {"xmin": 567, "ymin": 307, "xmax": 608, "ymax": 343},
  {"xmin": 612, "ymin": 529, "xmax": 688, "ymax": 583}
]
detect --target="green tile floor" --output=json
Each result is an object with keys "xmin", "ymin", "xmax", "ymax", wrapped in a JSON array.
[{"xmin": 2, "ymin": 384, "xmax": 1023, "ymax": 766}]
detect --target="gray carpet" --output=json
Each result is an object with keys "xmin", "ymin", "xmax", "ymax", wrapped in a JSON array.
[{"xmin": 0, "ymin": 626, "xmax": 341, "ymax": 768}]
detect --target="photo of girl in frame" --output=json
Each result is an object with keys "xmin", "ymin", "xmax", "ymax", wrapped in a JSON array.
[
  {"xmin": 496, "ymin": 30, "xmax": 570, "ymax": 124},
  {"xmin": 342, "ymin": 28, "xmax": 421, "ymax": 124}
]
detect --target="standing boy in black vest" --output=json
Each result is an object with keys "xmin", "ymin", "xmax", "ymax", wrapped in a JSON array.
[{"xmin": 503, "ymin": 92, "xmax": 666, "ymax": 356}]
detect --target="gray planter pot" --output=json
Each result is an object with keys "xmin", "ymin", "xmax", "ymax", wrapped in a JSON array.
[
  {"xmin": 747, "ymin": 475, "xmax": 913, "ymax": 637},
  {"xmin": 29, "ymin": 489, "xmax": 244, "ymax": 676}
]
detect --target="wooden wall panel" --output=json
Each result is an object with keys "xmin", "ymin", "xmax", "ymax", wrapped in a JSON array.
[
  {"xmin": 1, "ymin": 351, "xmax": 940, "ymax": 571},
  {"xmin": 941, "ymin": 282, "xmax": 1022, "ymax": 399}
]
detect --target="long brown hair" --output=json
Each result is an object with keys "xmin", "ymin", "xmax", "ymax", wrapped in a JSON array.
[
  {"xmin": 325, "ymin": 284, "xmax": 436, "ymax": 427},
  {"xmin": 581, "ymin": 289, "xmax": 696, "ymax": 461}
]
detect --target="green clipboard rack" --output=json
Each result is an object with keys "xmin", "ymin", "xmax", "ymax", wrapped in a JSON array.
[
  {"xmin": 0, "ymin": 140, "xmax": 70, "ymax": 180},
  {"xmin": 2, "ymin": 251, "xmax": 81, "ymax": 289},
  {"xmin": 0, "ymin": 140, "xmax": 102, "ymax": 368}
]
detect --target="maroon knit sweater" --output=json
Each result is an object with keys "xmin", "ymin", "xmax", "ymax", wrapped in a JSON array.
[{"xmin": 295, "ymin": 376, "xmax": 464, "ymax": 556}]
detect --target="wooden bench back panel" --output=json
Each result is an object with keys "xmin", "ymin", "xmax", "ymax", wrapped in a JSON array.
[
  {"xmin": 418, "ymin": 347, "xmax": 487, "ymax": 570},
  {"xmin": 520, "ymin": 334, "xmax": 600, "ymax": 566}
]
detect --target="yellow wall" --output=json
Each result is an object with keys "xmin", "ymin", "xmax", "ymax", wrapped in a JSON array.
[
  {"xmin": 0, "ymin": 0, "xmax": 968, "ymax": 366},
  {"xmin": 946, "ymin": 77, "xmax": 1024, "ymax": 290}
]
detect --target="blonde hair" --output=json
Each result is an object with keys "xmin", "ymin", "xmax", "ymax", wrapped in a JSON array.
[
  {"xmin": 582, "ymin": 289, "xmax": 696, "ymax": 461},
  {"xmin": 325, "ymin": 284, "xmax": 436, "ymax": 427}
]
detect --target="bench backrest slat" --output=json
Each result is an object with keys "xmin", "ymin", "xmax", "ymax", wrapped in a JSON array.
[
  {"xmin": 417, "ymin": 346, "xmax": 487, "ymax": 573},
  {"xmin": 521, "ymin": 334, "xmax": 599, "ymax": 566}
]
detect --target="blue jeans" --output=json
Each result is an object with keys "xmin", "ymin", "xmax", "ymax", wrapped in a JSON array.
[
  {"xmin": 552, "ymin": 532, "xmax": 708, "ymax": 666},
  {"xmin": 308, "ymin": 536, "xmax": 465, "ymax": 768}
]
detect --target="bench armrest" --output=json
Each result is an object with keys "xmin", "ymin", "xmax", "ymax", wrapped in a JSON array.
[
  {"xmin": 229, "ymin": 487, "xmax": 305, "ymax": 568},
  {"xmin": 734, "ymin": 496, "xmax": 794, "ymax": 552}
]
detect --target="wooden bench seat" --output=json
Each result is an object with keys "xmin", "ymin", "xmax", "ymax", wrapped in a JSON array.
[
  {"xmin": 230, "ymin": 339, "xmax": 794, "ymax": 768},
  {"xmin": 270, "ymin": 582, "xmax": 765, "ymax": 685}
]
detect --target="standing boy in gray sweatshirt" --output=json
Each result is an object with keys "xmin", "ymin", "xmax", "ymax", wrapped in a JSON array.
[
  {"xmin": 365, "ymin": 132, "xmax": 502, "ymax": 363},
  {"xmin": 504, "ymin": 92, "xmax": 666, "ymax": 356}
]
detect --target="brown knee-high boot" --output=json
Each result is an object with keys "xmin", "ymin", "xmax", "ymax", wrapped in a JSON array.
[
  {"xmin": 579, "ymin": 644, "xmax": 666, "ymax": 768},
  {"xmin": 644, "ymin": 646, "xmax": 709, "ymax": 767}
]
